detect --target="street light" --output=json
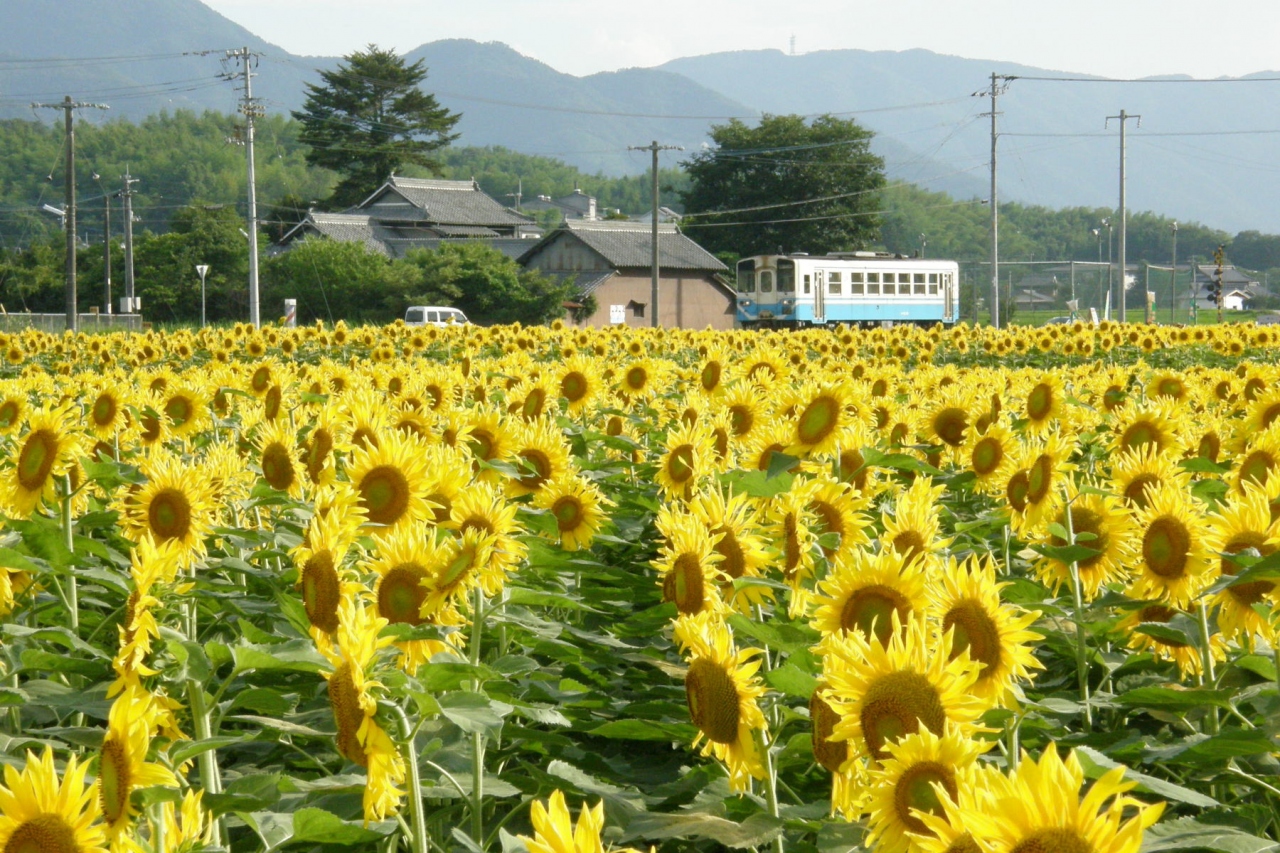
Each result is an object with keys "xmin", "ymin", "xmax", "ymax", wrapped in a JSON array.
[{"xmin": 195, "ymin": 264, "xmax": 210, "ymax": 329}]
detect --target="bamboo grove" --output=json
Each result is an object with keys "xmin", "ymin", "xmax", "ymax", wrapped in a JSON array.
[{"xmin": 0, "ymin": 317, "xmax": 1276, "ymax": 853}]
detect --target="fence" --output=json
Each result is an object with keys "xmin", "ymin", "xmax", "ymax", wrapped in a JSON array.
[{"xmin": 0, "ymin": 313, "xmax": 144, "ymax": 333}]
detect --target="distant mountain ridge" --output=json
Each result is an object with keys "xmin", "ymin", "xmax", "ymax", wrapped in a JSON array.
[{"xmin": 2, "ymin": 1, "xmax": 1278, "ymax": 231}]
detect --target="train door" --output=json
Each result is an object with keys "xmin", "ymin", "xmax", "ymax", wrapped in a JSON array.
[
  {"xmin": 757, "ymin": 267, "xmax": 777, "ymax": 319},
  {"xmin": 943, "ymin": 271, "xmax": 956, "ymax": 323},
  {"xmin": 813, "ymin": 269, "xmax": 825, "ymax": 323}
]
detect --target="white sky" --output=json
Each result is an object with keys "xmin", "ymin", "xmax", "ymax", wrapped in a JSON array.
[{"xmin": 200, "ymin": 0, "xmax": 1280, "ymax": 79}]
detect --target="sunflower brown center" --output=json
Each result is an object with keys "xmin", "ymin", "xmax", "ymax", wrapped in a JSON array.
[
  {"xmin": 1221, "ymin": 532, "xmax": 1276, "ymax": 604},
  {"xmin": 811, "ymin": 501, "xmax": 845, "ymax": 559},
  {"xmin": 685, "ymin": 657, "xmax": 740, "ymax": 745},
  {"xmin": 302, "ymin": 550, "xmax": 340, "ymax": 634},
  {"xmin": 378, "ymin": 564, "xmax": 428, "ymax": 625},
  {"xmin": 797, "ymin": 395, "xmax": 841, "ymax": 446},
  {"xmin": 99, "ymin": 735, "xmax": 131, "ymax": 825},
  {"xmin": 469, "ymin": 429, "xmax": 496, "ymax": 462},
  {"xmin": 92, "ymin": 394, "xmax": 118, "ymax": 428},
  {"xmin": 139, "ymin": 412, "xmax": 162, "ymax": 444},
  {"xmin": 359, "ymin": 465, "xmax": 410, "ymax": 527},
  {"xmin": 625, "ymin": 366, "xmax": 647, "ymax": 392},
  {"xmin": 1026, "ymin": 383, "xmax": 1053, "ymax": 422},
  {"xmin": 663, "ymin": 553, "xmax": 705, "ymax": 614},
  {"xmin": 329, "ymin": 662, "xmax": 368, "ymax": 767},
  {"xmin": 521, "ymin": 388, "xmax": 547, "ymax": 420},
  {"xmin": 933, "ymin": 407, "xmax": 967, "ymax": 447},
  {"xmin": 1010, "ymin": 828, "xmax": 1093, "ymax": 853},
  {"xmin": 946, "ymin": 834, "xmax": 982, "ymax": 853},
  {"xmin": 517, "ymin": 449, "xmax": 553, "ymax": 490},
  {"xmin": 306, "ymin": 428, "xmax": 334, "ymax": 484},
  {"xmin": 701, "ymin": 361, "xmax": 722, "ymax": 393},
  {"xmin": 438, "ymin": 545, "xmax": 479, "ymax": 594},
  {"xmin": 892, "ymin": 530, "xmax": 927, "ymax": 567},
  {"xmin": 1121, "ymin": 419, "xmax": 1161, "ymax": 453},
  {"xmin": 729, "ymin": 405, "xmax": 754, "ymax": 437},
  {"xmin": 1197, "ymin": 433, "xmax": 1221, "ymax": 463},
  {"xmin": 893, "ymin": 761, "xmax": 957, "ymax": 834},
  {"xmin": 1123, "ymin": 474, "xmax": 1160, "ymax": 508},
  {"xmin": 561, "ymin": 372, "xmax": 587, "ymax": 403},
  {"xmin": 1144, "ymin": 516, "xmax": 1191, "ymax": 579},
  {"xmin": 553, "ymin": 496, "xmax": 584, "ymax": 532},
  {"xmin": 971, "ymin": 436, "xmax": 1003, "ymax": 476},
  {"xmin": 1026, "ymin": 454, "xmax": 1053, "ymax": 505},
  {"xmin": 713, "ymin": 525, "xmax": 746, "ymax": 580},
  {"xmin": 840, "ymin": 449, "xmax": 868, "ymax": 491},
  {"xmin": 943, "ymin": 599, "xmax": 1003, "ymax": 676},
  {"xmin": 148, "ymin": 488, "xmax": 192, "ymax": 542},
  {"xmin": 667, "ymin": 445, "xmax": 695, "ymax": 484},
  {"xmin": 0, "ymin": 400, "xmax": 19, "ymax": 428},
  {"xmin": 840, "ymin": 585, "xmax": 910, "ymax": 645},
  {"xmin": 1238, "ymin": 449, "xmax": 1275, "ymax": 489},
  {"xmin": 16, "ymin": 429, "xmax": 57, "ymax": 492},
  {"xmin": 859, "ymin": 671, "xmax": 945, "ymax": 761},
  {"xmin": 783, "ymin": 513, "xmax": 802, "ymax": 579},
  {"xmin": 809, "ymin": 688, "xmax": 847, "ymax": 773},
  {"xmin": 165, "ymin": 395, "xmax": 193, "ymax": 429},
  {"xmin": 261, "ymin": 442, "xmax": 294, "ymax": 492},
  {"xmin": 1050, "ymin": 507, "xmax": 1108, "ymax": 570},
  {"xmin": 4, "ymin": 813, "xmax": 80, "ymax": 853}
]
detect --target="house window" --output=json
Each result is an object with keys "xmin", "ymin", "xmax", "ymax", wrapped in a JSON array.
[
  {"xmin": 629, "ymin": 301, "xmax": 645, "ymax": 319},
  {"xmin": 828, "ymin": 271, "xmax": 842, "ymax": 294}
]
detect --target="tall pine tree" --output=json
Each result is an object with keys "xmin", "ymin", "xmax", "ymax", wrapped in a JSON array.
[{"xmin": 294, "ymin": 45, "xmax": 461, "ymax": 208}]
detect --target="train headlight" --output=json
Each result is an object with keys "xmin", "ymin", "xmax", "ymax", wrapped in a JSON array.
[
  {"xmin": 781, "ymin": 299, "xmax": 795, "ymax": 310},
  {"xmin": 738, "ymin": 299, "xmax": 753, "ymax": 308}
]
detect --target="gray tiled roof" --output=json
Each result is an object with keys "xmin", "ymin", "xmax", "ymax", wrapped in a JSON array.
[
  {"xmin": 522, "ymin": 220, "xmax": 727, "ymax": 272},
  {"xmin": 362, "ymin": 177, "xmax": 532, "ymax": 228},
  {"xmin": 300, "ymin": 214, "xmax": 393, "ymax": 257}
]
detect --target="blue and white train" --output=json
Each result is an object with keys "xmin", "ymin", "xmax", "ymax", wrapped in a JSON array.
[{"xmin": 735, "ymin": 252, "xmax": 960, "ymax": 327}]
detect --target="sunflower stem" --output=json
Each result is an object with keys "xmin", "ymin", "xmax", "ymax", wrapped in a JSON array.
[
  {"xmin": 61, "ymin": 476, "xmax": 78, "ymax": 635},
  {"xmin": 1062, "ymin": 491, "xmax": 1093, "ymax": 731},
  {"xmin": 390, "ymin": 703, "xmax": 429, "ymax": 853},
  {"xmin": 470, "ymin": 584, "xmax": 486, "ymax": 850},
  {"xmin": 753, "ymin": 727, "xmax": 784, "ymax": 853},
  {"xmin": 187, "ymin": 679, "xmax": 224, "ymax": 847},
  {"xmin": 1007, "ymin": 712, "xmax": 1021, "ymax": 771},
  {"xmin": 1197, "ymin": 602, "xmax": 1220, "ymax": 736}
]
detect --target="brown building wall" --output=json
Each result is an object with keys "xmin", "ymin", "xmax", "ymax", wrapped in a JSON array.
[{"xmin": 574, "ymin": 272, "xmax": 736, "ymax": 330}]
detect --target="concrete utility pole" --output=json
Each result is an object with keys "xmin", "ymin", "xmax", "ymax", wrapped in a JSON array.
[
  {"xmin": 976, "ymin": 73, "xmax": 1010, "ymax": 328},
  {"xmin": 102, "ymin": 189, "xmax": 112, "ymax": 314},
  {"xmin": 225, "ymin": 48, "xmax": 263, "ymax": 327},
  {"xmin": 1106, "ymin": 109, "xmax": 1140, "ymax": 324},
  {"xmin": 1170, "ymin": 221, "xmax": 1178, "ymax": 324},
  {"xmin": 628, "ymin": 140, "xmax": 682, "ymax": 327},
  {"xmin": 32, "ymin": 97, "xmax": 109, "ymax": 331},
  {"xmin": 122, "ymin": 170, "xmax": 139, "ymax": 312}
]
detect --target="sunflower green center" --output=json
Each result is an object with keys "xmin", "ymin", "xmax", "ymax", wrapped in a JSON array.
[
  {"xmin": 840, "ymin": 584, "xmax": 910, "ymax": 645},
  {"xmin": 1026, "ymin": 383, "xmax": 1053, "ymax": 422},
  {"xmin": 797, "ymin": 395, "xmax": 841, "ymax": 446},
  {"xmin": 859, "ymin": 671, "xmax": 945, "ymax": 761},
  {"xmin": 663, "ymin": 553, "xmax": 705, "ymax": 615},
  {"xmin": 1010, "ymin": 828, "xmax": 1093, "ymax": 853},
  {"xmin": 971, "ymin": 437, "xmax": 1003, "ymax": 476},
  {"xmin": 92, "ymin": 394, "xmax": 118, "ymax": 427},
  {"xmin": 1121, "ymin": 419, "xmax": 1160, "ymax": 452},
  {"xmin": 98, "ymin": 735, "xmax": 131, "ymax": 825},
  {"xmin": 359, "ymin": 465, "xmax": 410, "ymax": 527},
  {"xmin": 148, "ymin": 488, "xmax": 192, "ymax": 542},
  {"xmin": 438, "ymin": 546, "xmax": 479, "ymax": 594},
  {"xmin": 16, "ymin": 429, "xmax": 57, "ymax": 492},
  {"xmin": 262, "ymin": 442, "xmax": 295, "ymax": 492},
  {"xmin": 685, "ymin": 658, "xmax": 740, "ymax": 745},
  {"xmin": 521, "ymin": 388, "xmax": 547, "ymax": 420},
  {"xmin": 302, "ymin": 550, "xmax": 340, "ymax": 634},
  {"xmin": 1123, "ymin": 474, "xmax": 1160, "ymax": 508},
  {"xmin": 561, "ymin": 372, "xmax": 587, "ymax": 403},
  {"xmin": 701, "ymin": 361, "xmax": 722, "ymax": 393},
  {"xmin": 729, "ymin": 405, "xmax": 754, "ymax": 437},
  {"xmin": 943, "ymin": 599, "xmax": 1003, "ymax": 676},
  {"xmin": 894, "ymin": 761, "xmax": 957, "ymax": 834},
  {"xmin": 1025, "ymin": 454, "xmax": 1053, "ymax": 505},
  {"xmin": 1144, "ymin": 516, "xmax": 1191, "ymax": 579},
  {"xmin": 379, "ymin": 564, "xmax": 427, "ymax": 625},
  {"xmin": 1238, "ymin": 449, "xmax": 1275, "ymax": 489},
  {"xmin": 667, "ymin": 444, "xmax": 695, "ymax": 484},
  {"xmin": 306, "ymin": 428, "xmax": 334, "ymax": 484},
  {"xmin": 933, "ymin": 407, "xmax": 968, "ymax": 447},
  {"xmin": 713, "ymin": 525, "xmax": 746, "ymax": 580}
]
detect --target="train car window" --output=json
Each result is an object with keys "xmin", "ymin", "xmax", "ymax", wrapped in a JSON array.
[
  {"xmin": 760, "ymin": 271, "xmax": 774, "ymax": 293},
  {"xmin": 828, "ymin": 271, "xmax": 841, "ymax": 294},
  {"xmin": 914, "ymin": 273, "xmax": 927, "ymax": 294},
  {"xmin": 850, "ymin": 272, "xmax": 864, "ymax": 295},
  {"xmin": 882, "ymin": 274, "xmax": 895, "ymax": 295},
  {"xmin": 928, "ymin": 273, "xmax": 939, "ymax": 295},
  {"xmin": 866, "ymin": 272, "xmax": 880, "ymax": 295},
  {"xmin": 777, "ymin": 260, "xmax": 796, "ymax": 292},
  {"xmin": 803, "ymin": 275, "xmax": 811, "ymax": 294}
]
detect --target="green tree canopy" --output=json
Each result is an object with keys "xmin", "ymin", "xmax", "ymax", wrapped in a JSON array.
[
  {"xmin": 403, "ymin": 242, "xmax": 571, "ymax": 326},
  {"xmin": 262, "ymin": 238, "xmax": 428, "ymax": 325},
  {"xmin": 679, "ymin": 114, "xmax": 885, "ymax": 258},
  {"xmin": 293, "ymin": 45, "xmax": 460, "ymax": 209}
]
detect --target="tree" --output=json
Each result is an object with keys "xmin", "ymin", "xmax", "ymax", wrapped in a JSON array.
[
  {"xmin": 679, "ymin": 114, "xmax": 885, "ymax": 258},
  {"xmin": 294, "ymin": 45, "xmax": 460, "ymax": 209},
  {"xmin": 262, "ymin": 238, "xmax": 427, "ymax": 324},
  {"xmin": 403, "ymin": 243, "xmax": 572, "ymax": 326}
]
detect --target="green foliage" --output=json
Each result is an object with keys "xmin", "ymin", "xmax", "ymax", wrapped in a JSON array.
[
  {"xmin": 293, "ymin": 45, "xmax": 460, "ymax": 209},
  {"xmin": 403, "ymin": 242, "xmax": 572, "ymax": 325},
  {"xmin": 679, "ymin": 114, "xmax": 885, "ymax": 257},
  {"xmin": 261, "ymin": 238, "xmax": 427, "ymax": 324}
]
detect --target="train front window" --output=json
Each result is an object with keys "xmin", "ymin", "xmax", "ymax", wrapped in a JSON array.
[
  {"xmin": 777, "ymin": 260, "xmax": 795, "ymax": 292},
  {"xmin": 760, "ymin": 271, "xmax": 774, "ymax": 293},
  {"xmin": 736, "ymin": 260, "xmax": 756, "ymax": 293}
]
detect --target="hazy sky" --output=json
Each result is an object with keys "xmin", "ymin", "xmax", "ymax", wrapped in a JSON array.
[{"xmin": 200, "ymin": 0, "xmax": 1280, "ymax": 79}]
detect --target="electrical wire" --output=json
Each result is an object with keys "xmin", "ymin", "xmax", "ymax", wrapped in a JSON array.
[{"xmin": 682, "ymin": 197, "xmax": 986, "ymax": 229}]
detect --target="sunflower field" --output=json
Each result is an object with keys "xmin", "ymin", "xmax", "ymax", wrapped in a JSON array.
[{"xmin": 0, "ymin": 318, "xmax": 1277, "ymax": 853}]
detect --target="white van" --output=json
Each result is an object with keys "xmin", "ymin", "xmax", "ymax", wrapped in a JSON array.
[{"xmin": 405, "ymin": 306, "xmax": 469, "ymax": 327}]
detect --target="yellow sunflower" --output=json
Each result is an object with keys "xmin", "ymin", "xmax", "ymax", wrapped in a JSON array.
[
  {"xmin": 929, "ymin": 554, "xmax": 1043, "ymax": 707},
  {"xmin": 1008, "ymin": 432, "xmax": 1076, "ymax": 536},
  {"xmin": 0, "ymin": 747, "xmax": 106, "ymax": 853},
  {"xmin": 292, "ymin": 490, "xmax": 365, "ymax": 649},
  {"xmin": 117, "ymin": 451, "xmax": 216, "ymax": 568},
  {"xmin": 964, "ymin": 745, "xmax": 1163, "ymax": 853},
  {"xmin": 1120, "ymin": 603, "xmax": 1227, "ymax": 678},
  {"xmin": 445, "ymin": 480, "xmax": 527, "ymax": 576},
  {"xmin": 1108, "ymin": 398, "xmax": 1184, "ymax": 458},
  {"xmin": 255, "ymin": 418, "xmax": 303, "ymax": 497},
  {"xmin": 689, "ymin": 485, "xmax": 773, "ymax": 611},
  {"xmin": 811, "ymin": 547, "xmax": 929, "ymax": 647},
  {"xmin": 823, "ymin": 615, "xmax": 987, "ymax": 764},
  {"xmin": 1110, "ymin": 446, "xmax": 1191, "ymax": 510},
  {"xmin": 555, "ymin": 355, "xmax": 604, "ymax": 416},
  {"xmin": 862, "ymin": 726, "xmax": 990, "ymax": 853},
  {"xmin": 963, "ymin": 420, "xmax": 1018, "ymax": 496},
  {"xmin": 654, "ymin": 419, "xmax": 716, "ymax": 501},
  {"xmin": 151, "ymin": 790, "xmax": 215, "ymax": 853},
  {"xmin": 158, "ymin": 381, "xmax": 210, "ymax": 441},
  {"xmin": 346, "ymin": 431, "xmax": 434, "ymax": 533},
  {"xmin": 1032, "ymin": 482, "xmax": 1138, "ymax": 601},
  {"xmin": 719, "ymin": 381, "xmax": 770, "ymax": 446},
  {"xmin": 672, "ymin": 611, "xmax": 768, "ymax": 792},
  {"xmin": 765, "ymin": 486, "xmax": 819, "ymax": 616},
  {"xmin": 97, "ymin": 683, "xmax": 179, "ymax": 846},
  {"xmin": 507, "ymin": 417, "xmax": 574, "ymax": 498},
  {"xmin": 803, "ymin": 475, "xmax": 872, "ymax": 567},
  {"xmin": 520, "ymin": 790, "xmax": 645, "ymax": 853},
  {"xmin": 366, "ymin": 520, "xmax": 460, "ymax": 673},
  {"xmin": 85, "ymin": 380, "xmax": 131, "ymax": 441},
  {"xmin": 1021, "ymin": 374, "xmax": 1067, "ymax": 436},
  {"xmin": 1204, "ymin": 480, "xmax": 1280, "ymax": 642},
  {"xmin": 654, "ymin": 507, "xmax": 727, "ymax": 616},
  {"xmin": 3, "ymin": 402, "xmax": 81, "ymax": 517},
  {"xmin": 533, "ymin": 475, "xmax": 612, "ymax": 552},
  {"xmin": 1230, "ymin": 427, "xmax": 1280, "ymax": 496},
  {"xmin": 788, "ymin": 380, "xmax": 859, "ymax": 457},
  {"xmin": 880, "ymin": 476, "xmax": 953, "ymax": 571},
  {"xmin": 1128, "ymin": 482, "xmax": 1213, "ymax": 609},
  {"xmin": 420, "ymin": 527, "xmax": 500, "ymax": 621},
  {"xmin": 319, "ymin": 599, "xmax": 405, "ymax": 822}
]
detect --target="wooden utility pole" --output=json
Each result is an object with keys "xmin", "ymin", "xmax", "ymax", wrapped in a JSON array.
[
  {"xmin": 32, "ymin": 97, "xmax": 108, "ymax": 331},
  {"xmin": 628, "ymin": 140, "xmax": 681, "ymax": 327}
]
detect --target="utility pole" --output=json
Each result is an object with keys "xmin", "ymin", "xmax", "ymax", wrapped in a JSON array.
[
  {"xmin": 122, "ymin": 170, "xmax": 139, "ymax": 312},
  {"xmin": 976, "ymin": 73, "xmax": 1010, "ymax": 328},
  {"xmin": 32, "ymin": 96, "xmax": 109, "ymax": 331},
  {"xmin": 1169, "ymin": 221, "xmax": 1178, "ymax": 324},
  {"xmin": 102, "ymin": 189, "xmax": 112, "ymax": 314},
  {"xmin": 628, "ymin": 140, "xmax": 682, "ymax": 327},
  {"xmin": 1106, "ymin": 109, "xmax": 1139, "ymax": 324},
  {"xmin": 224, "ymin": 48, "xmax": 263, "ymax": 327}
]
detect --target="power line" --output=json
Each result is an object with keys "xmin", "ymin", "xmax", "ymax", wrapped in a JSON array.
[
  {"xmin": 1006, "ymin": 74, "xmax": 1280, "ymax": 84},
  {"xmin": 681, "ymin": 196, "xmax": 986, "ymax": 229}
]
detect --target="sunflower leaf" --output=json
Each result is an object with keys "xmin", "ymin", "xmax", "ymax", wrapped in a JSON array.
[
  {"xmin": 1142, "ymin": 817, "xmax": 1280, "ymax": 853},
  {"xmin": 1075, "ymin": 746, "xmax": 1218, "ymax": 807}
]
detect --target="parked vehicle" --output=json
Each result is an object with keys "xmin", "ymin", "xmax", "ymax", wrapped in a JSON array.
[{"xmin": 405, "ymin": 306, "xmax": 469, "ymax": 327}]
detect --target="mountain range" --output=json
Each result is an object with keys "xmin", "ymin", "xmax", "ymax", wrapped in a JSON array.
[{"xmin": 2, "ymin": 0, "xmax": 1278, "ymax": 232}]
